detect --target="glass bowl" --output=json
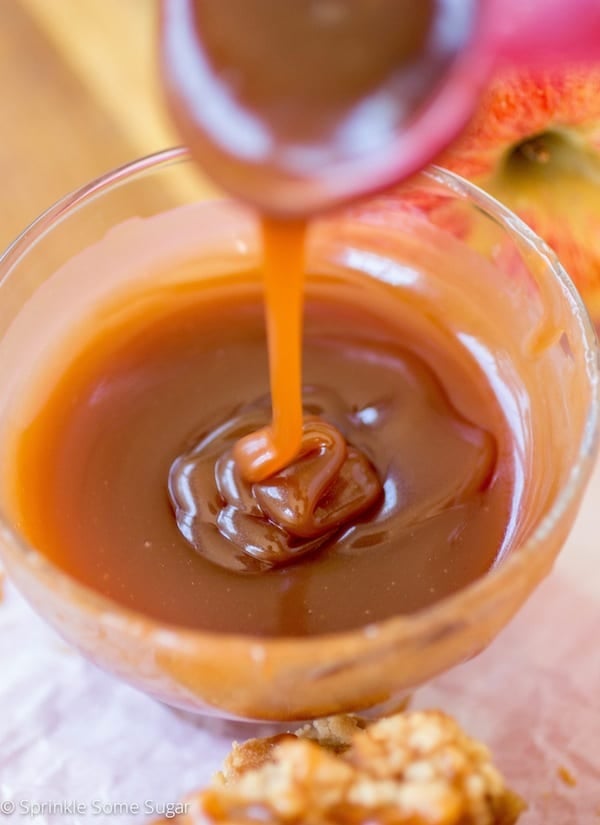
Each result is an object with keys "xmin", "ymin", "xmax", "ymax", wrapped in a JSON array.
[{"xmin": 0, "ymin": 148, "xmax": 596, "ymax": 721}]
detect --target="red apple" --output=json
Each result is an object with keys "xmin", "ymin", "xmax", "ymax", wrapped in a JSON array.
[{"xmin": 440, "ymin": 67, "xmax": 600, "ymax": 318}]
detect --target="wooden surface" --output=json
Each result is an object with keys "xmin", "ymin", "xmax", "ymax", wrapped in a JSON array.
[{"xmin": 0, "ymin": 0, "xmax": 214, "ymax": 252}]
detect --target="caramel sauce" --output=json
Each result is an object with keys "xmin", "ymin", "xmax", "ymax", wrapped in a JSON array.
[{"xmin": 15, "ymin": 274, "xmax": 517, "ymax": 634}]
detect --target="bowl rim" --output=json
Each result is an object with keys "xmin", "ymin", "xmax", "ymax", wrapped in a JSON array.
[{"xmin": 0, "ymin": 146, "xmax": 598, "ymax": 654}]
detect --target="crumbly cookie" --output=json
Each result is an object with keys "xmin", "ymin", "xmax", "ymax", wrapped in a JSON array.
[
  {"xmin": 293, "ymin": 714, "xmax": 365, "ymax": 752},
  {"xmin": 160, "ymin": 711, "xmax": 524, "ymax": 825}
]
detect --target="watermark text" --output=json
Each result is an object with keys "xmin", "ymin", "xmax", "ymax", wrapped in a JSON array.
[{"xmin": 0, "ymin": 799, "xmax": 191, "ymax": 818}]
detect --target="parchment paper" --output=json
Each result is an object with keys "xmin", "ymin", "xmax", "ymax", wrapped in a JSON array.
[{"xmin": 1, "ymin": 459, "xmax": 599, "ymax": 824}]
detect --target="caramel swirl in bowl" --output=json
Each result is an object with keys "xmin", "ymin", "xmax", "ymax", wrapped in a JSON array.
[
  {"xmin": 250, "ymin": 420, "xmax": 382, "ymax": 539},
  {"xmin": 219, "ymin": 419, "xmax": 382, "ymax": 566},
  {"xmin": 170, "ymin": 412, "xmax": 383, "ymax": 571}
]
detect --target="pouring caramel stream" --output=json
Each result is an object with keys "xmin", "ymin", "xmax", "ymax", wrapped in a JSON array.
[
  {"xmin": 160, "ymin": 1, "xmax": 508, "ymax": 569},
  {"xmin": 233, "ymin": 219, "xmax": 306, "ymax": 482},
  {"xmin": 198, "ymin": 218, "xmax": 385, "ymax": 560}
]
